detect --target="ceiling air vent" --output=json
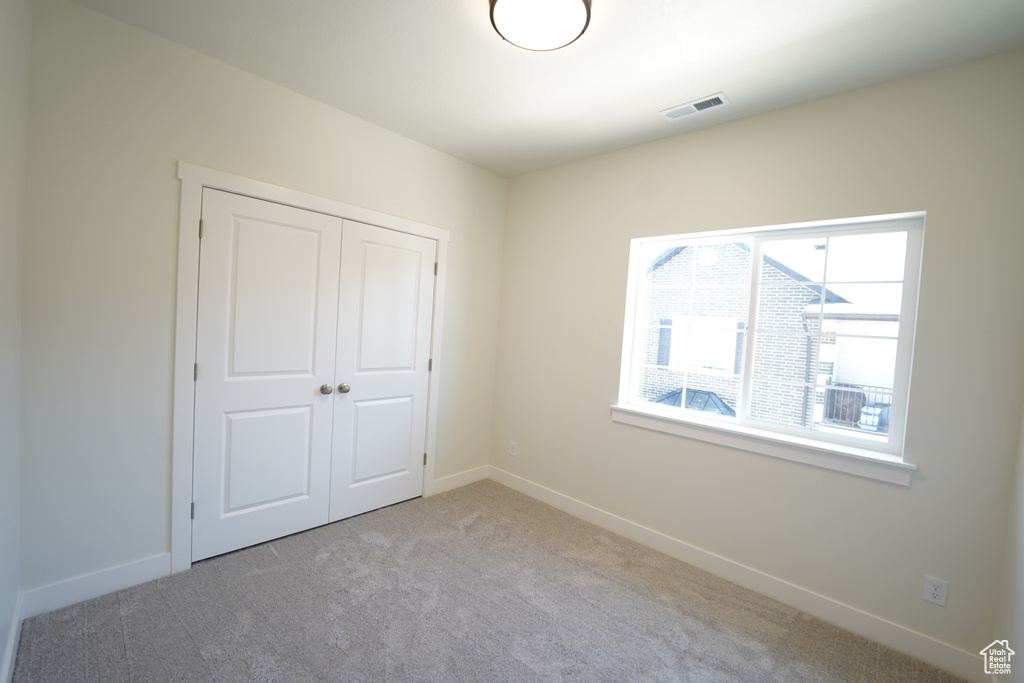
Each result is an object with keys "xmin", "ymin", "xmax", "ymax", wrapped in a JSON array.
[{"xmin": 661, "ymin": 93, "xmax": 730, "ymax": 121}]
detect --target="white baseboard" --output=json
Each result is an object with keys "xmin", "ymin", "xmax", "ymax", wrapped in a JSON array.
[
  {"xmin": 19, "ymin": 553, "xmax": 171, "ymax": 621},
  {"xmin": 1, "ymin": 593, "xmax": 21, "ymax": 683},
  {"xmin": 426, "ymin": 465, "xmax": 490, "ymax": 497},
  {"xmin": 487, "ymin": 467, "xmax": 986, "ymax": 683}
]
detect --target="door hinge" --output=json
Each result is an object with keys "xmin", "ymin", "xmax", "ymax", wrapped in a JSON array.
[
  {"xmin": 428, "ymin": 358, "xmax": 432, "ymax": 372},
  {"xmin": 423, "ymin": 453, "xmax": 427, "ymax": 466},
  {"xmin": 190, "ymin": 502, "xmax": 195, "ymax": 519},
  {"xmin": 434, "ymin": 262, "xmax": 438, "ymax": 276},
  {"xmin": 194, "ymin": 363, "xmax": 198, "ymax": 381},
  {"xmin": 198, "ymin": 220, "xmax": 203, "ymax": 239}
]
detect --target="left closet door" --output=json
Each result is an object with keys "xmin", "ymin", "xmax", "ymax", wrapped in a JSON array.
[{"xmin": 192, "ymin": 189, "xmax": 342, "ymax": 561}]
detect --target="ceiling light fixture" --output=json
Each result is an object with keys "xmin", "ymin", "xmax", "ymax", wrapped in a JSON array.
[{"xmin": 490, "ymin": 0, "xmax": 591, "ymax": 51}]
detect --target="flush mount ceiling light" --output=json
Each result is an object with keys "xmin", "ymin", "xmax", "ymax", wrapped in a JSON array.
[{"xmin": 490, "ymin": 0, "xmax": 591, "ymax": 51}]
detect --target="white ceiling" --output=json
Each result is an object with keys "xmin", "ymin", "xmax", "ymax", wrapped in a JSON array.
[{"xmin": 71, "ymin": 0, "xmax": 1024, "ymax": 177}]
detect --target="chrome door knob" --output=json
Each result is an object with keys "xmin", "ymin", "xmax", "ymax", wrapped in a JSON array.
[
  {"xmin": 337, "ymin": 383, "xmax": 351, "ymax": 394},
  {"xmin": 319, "ymin": 384, "xmax": 333, "ymax": 395}
]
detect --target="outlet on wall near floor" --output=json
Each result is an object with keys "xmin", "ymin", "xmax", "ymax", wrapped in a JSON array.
[
  {"xmin": 923, "ymin": 575, "xmax": 948, "ymax": 606},
  {"xmin": 508, "ymin": 440, "xmax": 517, "ymax": 457}
]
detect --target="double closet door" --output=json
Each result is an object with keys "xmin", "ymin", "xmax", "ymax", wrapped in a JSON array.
[{"xmin": 191, "ymin": 189, "xmax": 436, "ymax": 562}]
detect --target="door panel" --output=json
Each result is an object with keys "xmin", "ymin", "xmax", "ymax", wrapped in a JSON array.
[
  {"xmin": 192, "ymin": 189, "xmax": 342, "ymax": 561},
  {"xmin": 230, "ymin": 220, "xmax": 323, "ymax": 375},
  {"xmin": 352, "ymin": 397, "xmax": 414, "ymax": 483},
  {"xmin": 358, "ymin": 244, "xmax": 422, "ymax": 370},
  {"xmin": 224, "ymin": 407, "xmax": 312, "ymax": 511},
  {"xmin": 330, "ymin": 220, "xmax": 436, "ymax": 522}
]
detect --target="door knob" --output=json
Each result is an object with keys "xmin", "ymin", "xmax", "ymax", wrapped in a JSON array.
[
  {"xmin": 319, "ymin": 384, "xmax": 333, "ymax": 395},
  {"xmin": 337, "ymin": 383, "xmax": 351, "ymax": 394}
]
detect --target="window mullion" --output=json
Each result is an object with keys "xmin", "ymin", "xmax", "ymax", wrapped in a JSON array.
[
  {"xmin": 809, "ymin": 236, "xmax": 831, "ymax": 429},
  {"xmin": 885, "ymin": 225, "xmax": 923, "ymax": 449},
  {"xmin": 738, "ymin": 238, "xmax": 762, "ymax": 423},
  {"xmin": 681, "ymin": 245, "xmax": 697, "ymax": 396}
]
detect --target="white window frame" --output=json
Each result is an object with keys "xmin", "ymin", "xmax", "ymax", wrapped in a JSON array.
[{"xmin": 611, "ymin": 212, "xmax": 925, "ymax": 486}]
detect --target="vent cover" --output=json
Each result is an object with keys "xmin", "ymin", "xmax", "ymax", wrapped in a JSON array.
[{"xmin": 661, "ymin": 93, "xmax": 730, "ymax": 120}]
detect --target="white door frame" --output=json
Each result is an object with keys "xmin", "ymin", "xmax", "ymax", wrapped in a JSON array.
[{"xmin": 170, "ymin": 162, "xmax": 450, "ymax": 573}]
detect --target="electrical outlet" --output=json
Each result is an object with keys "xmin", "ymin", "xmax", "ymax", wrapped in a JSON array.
[
  {"xmin": 508, "ymin": 441, "xmax": 517, "ymax": 457},
  {"xmin": 924, "ymin": 575, "xmax": 948, "ymax": 606}
]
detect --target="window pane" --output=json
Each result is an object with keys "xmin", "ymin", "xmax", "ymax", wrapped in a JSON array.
[
  {"xmin": 826, "ymin": 231, "xmax": 907, "ymax": 282},
  {"xmin": 750, "ymin": 332, "xmax": 817, "ymax": 385},
  {"xmin": 691, "ymin": 284, "xmax": 750, "ymax": 318},
  {"xmin": 820, "ymin": 382, "xmax": 893, "ymax": 436},
  {"xmin": 750, "ymin": 233, "xmax": 905, "ymax": 442},
  {"xmin": 635, "ymin": 364, "xmax": 684, "ymax": 404},
  {"xmin": 814, "ymin": 283, "xmax": 903, "ymax": 322},
  {"xmin": 749, "ymin": 379, "xmax": 815, "ymax": 429},
  {"xmin": 750, "ymin": 378, "xmax": 893, "ymax": 438},
  {"xmin": 757, "ymin": 237, "xmax": 829, "ymax": 334},
  {"xmin": 636, "ymin": 239, "xmax": 751, "ymax": 413},
  {"xmin": 638, "ymin": 322, "xmax": 670, "ymax": 366},
  {"xmin": 762, "ymin": 237, "xmax": 826, "ymax": 282},
  {"xmin": 669, "ymin": 316, "xmax": 742, "ymax": 373},
  {"xmin": 641, "ymin": 241, "xmax": 689, "ymax": 277},
  {"xmin": 755, "ymin": 281, "xmax": 823, "ymax": 334},
  {"xmin": 644, "ymin": 241, "xmax": 751, "ymax": 287},
  {"xmin": 693, "ymin": 241, "xmax": 754, "ymax": 281},
  {"xmin": 831, "ymin": 335, "xmax": 897, "ymax": 389},
  {"xmin": 645, "ymin": 284, "xmax": 748, "ymax": 324},
  {"xmin": 634, "ymin": 367, "xmax": 740, "ymax": 416}
]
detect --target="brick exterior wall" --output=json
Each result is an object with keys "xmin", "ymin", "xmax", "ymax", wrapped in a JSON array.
[
  {"xmin": 637, "ymin": 242, "xmax": 828, "ymax": 430},
  {"xmin": 639, "ymin": 243, "xmax": 749, "ymax": 408},
  {"xmin": 748, "ymin": 268, "xmax": 823, "ymax": 428}
]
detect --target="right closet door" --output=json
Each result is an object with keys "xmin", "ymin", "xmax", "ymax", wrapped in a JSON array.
[{"xmin": 329, "ymin": 219, "xmax": 436, "ymax": 522}]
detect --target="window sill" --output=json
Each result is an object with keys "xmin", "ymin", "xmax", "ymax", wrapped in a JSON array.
[{"xmin": 610, "ymin": 404, "xmax": 915, "ymax": 486}]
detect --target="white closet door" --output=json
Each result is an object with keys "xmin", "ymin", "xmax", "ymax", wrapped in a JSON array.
[
  {"xmin": 192, "ymin": 189, "xmax": 342, "ymax": 561},
  {"xmin": 329, "ymin": 220, "xmax": 436, "ymax": 522}
]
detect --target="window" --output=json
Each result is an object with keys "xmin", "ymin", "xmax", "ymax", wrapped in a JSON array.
[{"xmin": 612, "ymin": 213, "xmax": 924, "ymax": 485}]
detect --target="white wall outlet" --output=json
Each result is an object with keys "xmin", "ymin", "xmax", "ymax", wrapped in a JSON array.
[
  {"xmin": 924, "ymin": 575, "xmax": 948, "ymax": 606},
  {"xmin": 508, "ymin": 440, "xmax": 517, "ymax": 457}
]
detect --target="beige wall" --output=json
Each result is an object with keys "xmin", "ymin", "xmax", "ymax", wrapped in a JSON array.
[
  {"xmin": 16, "ymin": 0, "xmax": 1024, "ymax": 675},
  {"xmin": 20, "ymin": 0, "xmax": 506, "ymax": 590},
  {"xmin": 494, "ymin": 48, "xmax": 1024, "ymax": 657},
  {"xmin": 0, "ymin": 0, "xmax": 31, "ymax": 668}
]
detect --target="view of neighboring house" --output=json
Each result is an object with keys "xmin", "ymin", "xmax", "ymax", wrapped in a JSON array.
[{"xmin": 639, "ymin": 239, "xmax": 901, "ymax": 436}]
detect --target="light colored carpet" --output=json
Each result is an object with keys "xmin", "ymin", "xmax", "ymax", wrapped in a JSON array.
[{"xmin": 14, "ymin": 480, "xmax": 966, "ymax": 682}]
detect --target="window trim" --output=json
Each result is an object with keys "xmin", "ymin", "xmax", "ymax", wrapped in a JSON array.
[{"xmin": 613, "ymin": 212, "xmax": 924, "ymax": 486}]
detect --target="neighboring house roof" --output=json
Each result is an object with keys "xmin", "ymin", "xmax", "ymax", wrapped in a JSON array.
[
  {"xmin": 647, "ymin": 246, "xmax": 686, "ymax": 272},
  {"xmin": 648, "ymin": 243, "xmax": 849, "ymax": 304},
  {"xmin": 653, "ymin": 387, "xmax": 736, "ymax": 416}
]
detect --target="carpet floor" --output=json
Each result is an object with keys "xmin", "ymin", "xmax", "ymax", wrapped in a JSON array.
[{"xmin": 14, "ymin": 480, "xmax": 967, "ymax": 682}]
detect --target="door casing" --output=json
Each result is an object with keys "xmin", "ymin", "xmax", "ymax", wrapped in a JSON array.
[{"xmin": 171, "ymin": 162, "xmax": 450, "ymax": 573}]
